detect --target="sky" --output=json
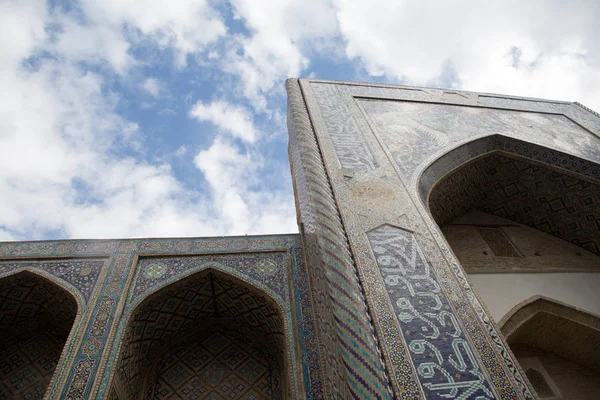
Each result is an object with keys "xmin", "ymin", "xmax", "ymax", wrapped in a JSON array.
[{"xmin": 1, "ymin": 0, "xmax": 599, "ymax": 241}]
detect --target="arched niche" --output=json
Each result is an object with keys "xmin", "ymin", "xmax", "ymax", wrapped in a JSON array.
[
  {"xmin": 110, "ymin": 268, "xmax": 291, "ymax": 400},
  {"xmin": 0, "ymin": 270, "xmax": 79, "ymax": 399},
  {"xmin": 419, "ymin": 135, "xmax": 600, "ymax": 272},
  {"xmin": 499, "ymin": 296, "xmax": 600, "ymax": 398},
  {"xmin": 419, "ymin": 136, "xmax": 600, "ymax": 397}
]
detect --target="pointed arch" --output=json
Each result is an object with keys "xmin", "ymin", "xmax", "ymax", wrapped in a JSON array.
[
  {"xmin": 110, "ymin": 266, "xmax": 294, "ymax": 400},
  {"xmin": 0, "ymin": 269, "xmax": 81, "ymax": 399},
  {"xmin": 498, "ymin": 296, "xmax": 600, "ymax": 397},
  {"xmin": 418, "ymin": 134, "xmax": 600, "ymax": 257}
]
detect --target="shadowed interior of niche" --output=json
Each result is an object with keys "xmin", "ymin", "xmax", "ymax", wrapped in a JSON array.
[
  {"xmin": 0, "ymin": 271, "xmax": 78, "ymax": 400},
  {"xmin": 502, "ymin": 298, "xmax": 600, "ymax": 399},
  {"xmin": 428, "ymin": 153, "xmax": 600, "ymax": 256},
  {"xmin": 110, "ymin": 268, "xmax": 288, "ymax": 400}
]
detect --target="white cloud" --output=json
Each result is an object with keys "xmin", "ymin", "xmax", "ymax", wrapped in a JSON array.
[
  {"xmin": 2, "ymin": 0, "xmax": 599, "ymax": 243},
  {"xmin": 51, "ymin": 17, "xmax": 135, "ymax": 74},
  {"xmin": 190, "ymin": 100, "xmax": 258, "ymax": 143},
  {"xmin": 194, "ymin": 138, "xmax": 296, "ymax": 234},
  {"xmin": 224, "ymin": 0, "xmax": 339, "ymax": 109},
  {"xmin": 334, "ymin": 0, "xmax": 600, "ymax": 110},
  {"xmin": 0, "ymin": 0, "xmax": 296, "ymax": 241},
  {"xmin": 141, "ymin": 77, "xmax": 162, "ymax": 97},
  {"xmin": 0, "ymin": 0, "xmax": 47, "ymax": 67},
  {"xmin": 79, "ymin": 0, "xmax": 227, "ymax": 68}
]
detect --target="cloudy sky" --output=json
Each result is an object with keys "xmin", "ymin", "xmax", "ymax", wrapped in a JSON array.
[{"xmin": 1, "ymin": 0, "xmax": 599, "ymax": 241}]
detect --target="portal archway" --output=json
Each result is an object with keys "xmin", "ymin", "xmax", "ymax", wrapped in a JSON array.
[
  {"xmin": 421, "ymin": 135, "xmax": 600, "ymax": 258},
  {"xmin": 499, "ymin": 296, "xmax": 600, "ymax": 399},
  {"xmin": 110, "ymin": 268, "xmax": 290, "ymax": 400},
  {"xmin": 0, "ymin": 271, "xmax": 78, "ymax": 399},
  {"xmin": 421, "ymin": 137, "xmax": 600, "ymax": 398}
]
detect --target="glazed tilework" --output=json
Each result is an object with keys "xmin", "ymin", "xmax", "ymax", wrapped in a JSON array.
[
  {"xmin": 360, "ymin": 98, "xmax": 600, "ymax": 181},
  {"xmin": 367, "ymin": 225, "xmax": 496, "ymax": 398},
  {"xmin": 3, "ymin": 78, "xmax": 600, "ymax": 399},
  {"xmin": 0, "ymin": 234, "xmax": 323, "ymax": 400},
  {"xmin": 287, "ymin": 79, "xmax": 393, "ymax": 399},
  {"xmin": 0, "ymin": 273, "xmax": 78, "ymax": 399},
  {"xmin": 418, "ymin": 135, "xmax": 600, "ymax": 203},
  {"xmin": 294, "ymin": 79, "xmax": 600, "ymax": 399},
  {"xmin": 111, "ymin": 268, "xmax": 287, "ymax": 399},
  {"xmin": 131, "ymin": 252, "xmax": 288, "ymax": 303},
  {"xmin": 0, "ymin": 331, "xmax": 66, "ymax": 399},
  {"xmin": 0, "ymin": 259, "xmax": 105, "ymax": 304},
  {"xmin": 147, "ymin": 330, "xmax": 275, "ymax": 400},
  {"xmin": 0, "ymin": 272, "xmax": 77, "ymax": 339},
  {"xmin": 429, "ymin": 153, "xmax": 600, "ymax": 255}
]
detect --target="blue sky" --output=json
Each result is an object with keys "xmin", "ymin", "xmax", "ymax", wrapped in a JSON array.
[{"xmin": 1, "ymin": 0, "xmax": 599, "ymax": 240}]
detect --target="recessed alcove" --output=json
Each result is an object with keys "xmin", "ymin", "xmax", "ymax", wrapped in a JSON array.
[
  {"xmin": 423, "ymin": 141, "xmax": 600, "ymax": 399},
  {"xmin": 0, "ymin": 271, "xmax": 78, "ymax": 399},
  {"xmin": 110, "ymin": 269, "xmax": 289, "ymax": 400}
]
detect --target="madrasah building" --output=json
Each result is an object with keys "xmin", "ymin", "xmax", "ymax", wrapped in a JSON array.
[{"xmin": 1, "ymin": 78, "xmax": 599, "ymax": 400}]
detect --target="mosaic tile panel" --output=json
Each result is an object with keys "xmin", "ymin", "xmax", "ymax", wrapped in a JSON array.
[
  {"xmin": 367, "ymin": 224, "xmax": 496, "ymax": 398},
  {"xmin": 0, "ymin": 331, "xmax": 66, "ymax": 400},
  {"xmin": 0, "ymin": 272, "xmax": 77, "ymax": 340},
  {"xmin": 132, "ymin": 252, "xmax": 287, "ymax": 303},
  {"xmin": 419, "ymin": 135, "xmax": 600, "ymax": 202},
  {"xmin": 113, "ymin": 269, "xmax": 287, "ymax": 399},
  {"xmin": 291, "ymin": 247, "xmax": 324, "ymax": 399},
  {"xmin": 0, "ymin": 272, "xmax": 78, "ymax": 400},
  {"xmin": 430, "ymin": 154, "xmax": 600, "ymax": 255},
  {"xmin": 310, "ymin": 83, "xmax": 378, "ymax": 172},
  {"xmin": 301, "ymin": 80, "xmax": 551, "ymax": 399},
  {"xmin": 0, "ymin": 259, "xmax": 105, "ymax": 305},
  {"xmin": 147, "ymin": 331, "xmax": 274, "ymax": 400},
  {"xmin": 61, "ymin": 252, "xmax": 132, "ymax": 400},
  {"xmin": 288, "ymin": 79, "xmax": 392, "ymax": 399}
]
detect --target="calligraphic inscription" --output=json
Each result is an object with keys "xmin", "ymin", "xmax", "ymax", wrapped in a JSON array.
[
  {"xmin": 310, "ymin": 83, "xmax": 378, "ymax": 172},
  {"xmin": 367, "ymin": 225, "xmax": 495, "ymax": 398}
]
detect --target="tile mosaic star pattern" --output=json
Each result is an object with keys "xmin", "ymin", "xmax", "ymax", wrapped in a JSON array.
[
  {"xmin": 430, "ymin": 154, "xmax": 600, "ymax": 255},
  {"xmin": 148, "ymin": 331, "xmax": 272, "ymax": 400},
  {"xmin": 0, "ymin": 235, "xmax": 314, "ymax": 400},
  {"xmin": 113, "ymin": 269, "xmax": 286, "ymax": 399},
  {"xmin": 0, "ymin": 272, "xmax": 77, "ymax": 399},
  {"xmin": 0, "ymin": 272, "xmax": 77, "ymax": 339},
  {"xmin": 0, "ymin": 331, "xmax": 66, "ymax": 400},
  {"xmin": 132, "ymin": 253, "xmax": 288, "ymax": 303}
]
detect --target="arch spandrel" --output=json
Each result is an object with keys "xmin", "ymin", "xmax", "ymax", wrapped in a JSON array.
[
  {"xmin": 0, "ymin": 258, "xmax": 106, "ymax": 307},
  {"xmin": 130, "ymin": 254, "xmax": 289, "ymax": 308},
  {"xmin": 417, "ymin": 134, "xmax": 600, "ymax": 208}
]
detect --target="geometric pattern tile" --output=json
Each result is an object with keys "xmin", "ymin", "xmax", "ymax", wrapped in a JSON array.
[
  {"xmin": 288, "ymin": 80, "xmax": 392, "ymax": 399},
  {"xmin": 0, "ymin": 273, "xmax": 77, "ymax": 400},
  {"xmin": 148, "ymin": 331, "xmax": 272, "ymax": 400},
  {"xmin": 0, "ymin": 331, "xmax": 66, "ymax": 400},
  {"xmin": 0, "ymin": 272, "xmax": 77, "ymax": 341},
  {"xmin": 358, "ymin": 97, "xmax": 600, "ymax": 180},
  {"xmin": 430, "ymin": 154, "xmax": 600, "ymax": 255},
  {"xmin": 113, "ymin": 269, "xmax": 285, "ymax": 399},
  {"xmin": 0, "ymin": 259, "xmax": 105, "ymax": 304},
  {"xmin": 133, "ymin": 253, "xmax": 288, "ymax": 303}
]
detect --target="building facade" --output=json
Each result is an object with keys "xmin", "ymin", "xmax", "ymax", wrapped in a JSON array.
[{"xmin": 1, "ymin": 79, "xmax": 599, "ymax": 399}]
